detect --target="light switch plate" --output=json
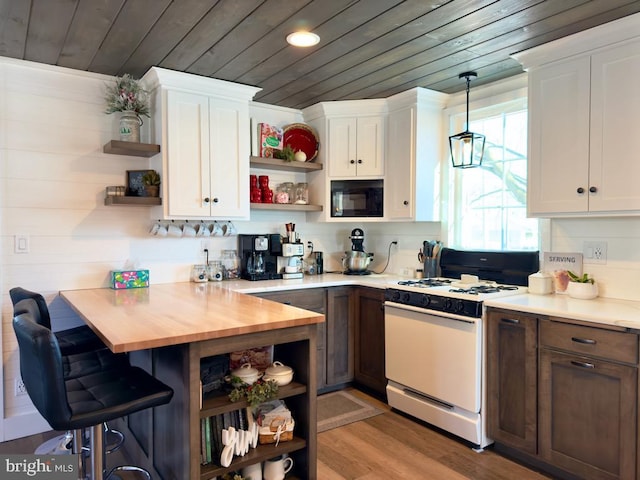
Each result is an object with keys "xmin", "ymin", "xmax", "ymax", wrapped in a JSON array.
[{"xmin": 14, "ymin": 234, "xmax": 29, "ymax": 253}]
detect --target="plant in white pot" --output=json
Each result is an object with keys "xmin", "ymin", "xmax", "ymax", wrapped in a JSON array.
[{"xmin": 566, "ymin": 271, "xmax": 598, "ymax": 299}]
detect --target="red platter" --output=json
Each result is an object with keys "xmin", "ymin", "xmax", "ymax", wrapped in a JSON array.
[{"xmin": 283, "ymin": 123, "xmax": 319, "ymax": 162}]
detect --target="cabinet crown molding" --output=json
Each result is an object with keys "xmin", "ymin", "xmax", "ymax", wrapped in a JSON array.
[
  {"xmin": 513, "ymin": 12, "xmax": 640, "ymax": 70},
  {"xmin": 386, "ymin": 87, "xmax": 448, "ymax": 111},
  {"xmin": 302, "ymin": 98, "xmax": 388, "ymax": 120},
  {"xmin": 142, "ymin": 67, "xmax": 261, "ymax": 100}
]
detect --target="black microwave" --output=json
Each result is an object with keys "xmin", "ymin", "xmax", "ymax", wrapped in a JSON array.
[{"xmin": 330, "ymin": 179, "xmax": 383, "ymax": 218}]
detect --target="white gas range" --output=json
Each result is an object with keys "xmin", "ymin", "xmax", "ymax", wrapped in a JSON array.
[{"xmin": 384, "ymin": 249, "xmax": 537, "ymax": 450}]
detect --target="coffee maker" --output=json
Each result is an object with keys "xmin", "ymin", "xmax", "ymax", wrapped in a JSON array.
[{"xmin": 238, "ymin": 234, "xmax": 283, "ymax": 281}]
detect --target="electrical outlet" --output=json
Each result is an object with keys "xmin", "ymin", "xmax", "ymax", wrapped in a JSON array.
[
  {"xmin": 15, "ymin": 378, "xmax": 27, "ymax": 396},
  {"xmin": 583, "ymin": 241, "xmax": 607, "ymax": 264}
]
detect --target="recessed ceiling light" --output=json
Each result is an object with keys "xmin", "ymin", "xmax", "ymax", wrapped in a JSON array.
[{"xmin": 286, "ymin": 31, "xmax": 320, "ymax": 47}]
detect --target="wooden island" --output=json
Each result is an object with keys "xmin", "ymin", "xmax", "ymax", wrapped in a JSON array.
[{"xmin": 61, "ymin": 282, "xmax": 323, "ymax": 480}]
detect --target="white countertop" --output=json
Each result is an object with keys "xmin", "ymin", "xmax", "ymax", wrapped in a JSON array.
[
  {"xmin": 485, "ymin": 294, "xmax": 640, "ymax": 330},
  {"xmin": 219, "ymin": 272, "xmax": 398, "ymax": 294},
  {"xmin": 214, "ymin": 274, "xmax": 640, "ymax": 331}
]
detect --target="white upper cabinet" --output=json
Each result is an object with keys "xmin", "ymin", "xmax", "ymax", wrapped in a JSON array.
[
  {"xmin": 304, "ymin": 100, "xmax": 387, "ymax": 179},
  {"xmin": 143, "ymin": 67, "xmax": 260, "ymax": 220},
  {"xmin": 515, "ymin": 14, "xmax": 640, "ymax": 216},
  {"xmin": 385, "ymin": 88, "xmax": 447, "ymax": 221},
  {"xmin": 328, "ymin": 115, "xmax": 384, "ymax": 177}
]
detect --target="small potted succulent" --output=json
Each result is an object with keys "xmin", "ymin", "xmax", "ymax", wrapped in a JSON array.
[
  {"xmin": 141, "ymin": 170, "xmax": 161, "ymax": 197},
  {"xmin": 566, "ymin": 271, "xmax": 598, "ymax": 299}
]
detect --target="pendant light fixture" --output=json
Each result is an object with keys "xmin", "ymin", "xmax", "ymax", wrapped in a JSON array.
[{"xmin": 449, "ymin": 71, "xmax": 485, "ymax": 168}]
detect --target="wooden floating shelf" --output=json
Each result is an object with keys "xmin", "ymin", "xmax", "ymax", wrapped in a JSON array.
[
  {"xmin": 251, "ymin": 203, "xmax": 322, "ymax": 212},
  {"xmin": 104, "ymin": 196, "xmax": 162, "ymax": 206},
  {"xmin": 103, "ymin": 140, "xmax": 161, "ymax": 157},
  {"xmin": 250, "ymin": 156, "xmax": 323, "ymax": 172}
]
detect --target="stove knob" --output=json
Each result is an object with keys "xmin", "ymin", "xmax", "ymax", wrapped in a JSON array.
[
  {"xmin": 402, "ymin": 292, "xmax": 411, "ymax": 303},
  {"xmin": 391, "ymin": 290, "xmax": 400, "ymax": 302},
  {"xmin": 421, "ymin": 294, "xmax": 431, "ymax": 307},
  {"xmin": 455, "ymin": 300, "xmax": 465, "ymax": 313},
  {"xmin": 444, "ymin": 298, "xmax": 453, "ymax": 311}
]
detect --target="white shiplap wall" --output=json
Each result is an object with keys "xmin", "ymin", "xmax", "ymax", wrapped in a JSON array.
[{"xmin": 0, "ymin": 58, "xmax": 442, "ymax": 441}]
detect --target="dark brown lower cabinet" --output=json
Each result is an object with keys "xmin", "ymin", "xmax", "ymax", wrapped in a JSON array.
[
  {"xmin": 325, "ymin": 287, "xmax": 355, "ymax": 387},
  {"xmin": 486, "ymin": 309, "xmax": 538, "ymax": 454},
  {"xmin": 487, "ymin": 307, "xmax": 639, "ymax": 480},
  {"xmin": 354, "ymin": 287, "xmax": 386, "ymax": 397},
  {"xmin": 539, "ymin": 348, "xmax": 637, "ymax": 480}
]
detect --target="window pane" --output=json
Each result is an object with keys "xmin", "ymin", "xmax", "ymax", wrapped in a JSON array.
[{"xmin": 450, "ymin": 102, "xmax": 537, "ymax": 251}]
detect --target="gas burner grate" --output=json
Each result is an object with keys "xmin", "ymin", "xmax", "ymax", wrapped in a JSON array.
[
  {"xmin": 450, "ymin": 285, "xmax": 521, "ymax": 294},
  {"xmin": 398, "ymin": 278, "xmax": 452, "ymax": 287}
]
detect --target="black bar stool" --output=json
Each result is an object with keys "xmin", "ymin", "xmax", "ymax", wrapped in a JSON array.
[
  {"xmin": 13, "ymin": 303, "xmax": 174, "ymax": 480},
  {"xmin": 10, "ymin": 288, "xmax": 128, "ymax": 456}
]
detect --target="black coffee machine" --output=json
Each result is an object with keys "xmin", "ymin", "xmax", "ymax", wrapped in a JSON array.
[{"xmin": 238, "ymin": 234, "xmax": 283, "ymax": 281}]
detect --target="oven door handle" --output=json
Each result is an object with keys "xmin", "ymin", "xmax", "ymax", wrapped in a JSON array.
[{"xmin": 384, "ymin": 301, "xmax": 478, "ymax": 324}]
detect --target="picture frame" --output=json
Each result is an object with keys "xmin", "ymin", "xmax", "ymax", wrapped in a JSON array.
[{"xmin": 126, "ymin": 169, "xmax": 153, "ymax": 197}]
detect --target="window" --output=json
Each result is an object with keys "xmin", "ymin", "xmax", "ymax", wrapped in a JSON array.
[{"xmin": 447, "ymin": 97, "xmax": 538, "ymax": 251}]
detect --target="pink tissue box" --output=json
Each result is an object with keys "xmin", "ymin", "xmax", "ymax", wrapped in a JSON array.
[{"xmin": 110, "ymin": 270, "xmax": 149, "ymax": 289}]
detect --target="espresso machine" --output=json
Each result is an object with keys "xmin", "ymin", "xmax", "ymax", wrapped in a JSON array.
[
  {"xmin": 278, "ymin": 242, "xmax": 305, "ymax": 279},
  {"xmin": 238, "ymin": 234, "xmax": 283, "ymax": 281}
]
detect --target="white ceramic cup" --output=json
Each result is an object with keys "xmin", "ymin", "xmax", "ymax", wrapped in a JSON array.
[
  {"xmin": 182, "ymin": 222, "xmax": 197, "ymax": 237},
  {"xmin": 196, "ymin": 222, "xmax": 211, "ymax": 237},
  {"xmin": 263, "ymin": 455, "xmax": 293, "ymax": 480},
  {"xmin": 242, "ymin": 463, "xmax": 262, "ymax": 480},
  {"xmin": 223, "ymin": 221, "xmax": 237, "ymax": 236},
  {"xmin": 167, "ymin": 222, "xmax": 182, "ymax": 237},
  {"xmin": 211, "ymin": 222, "xmax": 224, "ymax": 236}
]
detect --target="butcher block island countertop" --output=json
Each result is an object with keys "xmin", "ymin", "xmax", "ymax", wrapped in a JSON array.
[
  {"xmin": 60, "ymin": 282, "xmax": 323, "ymax": 480},
  {"xmin": 60, "ymin": 282, "xmax": 324, "ymax": 353}
]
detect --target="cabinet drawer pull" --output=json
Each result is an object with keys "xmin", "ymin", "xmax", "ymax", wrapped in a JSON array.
[
  {"xmin": 571, "ymin": 337, "xmax": 596, "ymax": 345},
  {"xmin": 501, "ymin": 318, "xmax": 520, "ymax": 324},
  {"xmin": 571, "ymin": 360, "xmax": 595, "ymax": 369}
]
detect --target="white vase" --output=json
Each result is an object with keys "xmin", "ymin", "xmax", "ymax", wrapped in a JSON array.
[
  {"xmin": 567, "ymin": 281, "xmax": 598, "ymax": 300},
  {"xmin": 119, "ymin": 110, "xmax": 142, "ymax": 142}
]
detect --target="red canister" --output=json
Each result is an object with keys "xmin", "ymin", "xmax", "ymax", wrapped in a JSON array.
[
  {"xmin": 250, "ymin": 187, "xmax": 262, "ymax": 203},
  {"xmin": 258, "ymin": 175, "xmax": 269, "ymax": 188},
  {"xmin": 250, "ymin": 175, "xmax": 258, "ymax": 188},
  {"xmin": 261, "ymin": 188, "xmax": 273, "ymax": 203}
]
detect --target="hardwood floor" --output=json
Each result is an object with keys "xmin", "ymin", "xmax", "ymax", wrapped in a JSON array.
[
  {"xmin": 318, "ymin": 388, "xmax": 553, "ymax": 480},
  {"xmin": 0, "ymin": 388, "xmax": 553, "ymax": 479}
]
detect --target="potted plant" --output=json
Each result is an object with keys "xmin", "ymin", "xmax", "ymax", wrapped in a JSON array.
[
  {"xmin": 566, "ymin": 271, "xmax": 598, "ymax": 299},
  {"xmin": 104, "ymin": 74, "xmax": 150, "ymax": 143},
  {"xmin": 141, "ymin": 170, "xmax": 161, "ymax": 197}
]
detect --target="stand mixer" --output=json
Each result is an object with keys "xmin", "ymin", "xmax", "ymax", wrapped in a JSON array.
[{"xmin": 343, "ymin": 228, "xmax": 374, "ymax": 275}]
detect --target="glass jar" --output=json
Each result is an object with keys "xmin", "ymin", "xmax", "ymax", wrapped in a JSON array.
[
  {"xmin": 280, "ymin": 182, "xmax": 295, "ymax": 204},
  {"xmin": 191, "ymin": 264, "xmax": 209, "ymax": 283},
  {"xmin": 221, "ymin": 250, "xmax": 239, "ymax": 279},
  {"xmin": 207, "ymin": 260, "xmax": 223, "ymax": 281},
  {"xmin": 294, "ymin": 182, "xmax": 309, "ymax": 204},
  {"xmin": 274, "ymin": 184, "xmax": 290, "ymax": 204}
]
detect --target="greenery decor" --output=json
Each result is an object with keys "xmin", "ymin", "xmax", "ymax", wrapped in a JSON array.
[
  {"xmin": 273, "ymin": 145, "xmax": 295, "ymax": 162},
  {"xmin": 141, "ymin": 170, "xmax": 161, "ymax": 186},
  {"xmin": 567, "ymin": 270, "xmax": 595, "ymax": 284},
  {"xmin": 104, "ymin": 74, "xmax": 150, "ymax": 117},
  {"xmin": 228, "ymin": 377, "xmax": 279, "ymax": 407}
]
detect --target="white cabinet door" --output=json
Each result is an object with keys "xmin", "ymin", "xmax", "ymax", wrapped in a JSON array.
[
  {"xmin": 327, "ymin": 116, "xmax": 384, "ymax": 177},
  {"xmin": 589, "ymin": 39, "xmax": 640, "ymax": 212},
  {"xmin": 165, "ymin": 91, "xmax": 250, "ymax": 219},
  {"xmin": 527, "ymin": 57, "xmax": 590, "ymax": 216},
  {"xmin": 328, "ymin": 117, "xmax": 357, "ymax": 177},
  {"xmin": 208, "ymin": 98, "xmax": 250, "ymax": 218},
  {"xmin": 355, "ymin": 116, "xmax": 384, "ymax": 176},
  {"xmin": 386, "ymin": 106, "xmax": 414, "ymax": 220},
  {"xmin": 166, "ymin": 90, "xmax": 211, "ymax": 217}
]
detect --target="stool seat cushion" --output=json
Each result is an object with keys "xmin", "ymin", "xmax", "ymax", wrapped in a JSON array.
[
  {"xmin": 55, "ymin": 325, "xmax": 107, "ymax": 356},
  {"xmin": 64, "ymin": 367, "xmax": 174, "ymax": 430}
]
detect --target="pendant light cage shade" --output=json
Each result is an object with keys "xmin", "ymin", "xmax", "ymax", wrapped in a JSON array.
[
  {"xmin": 449, "ymin": 71, "xmax": 485, "ymax": 168},
  {"xmin": 449, "ymin": 131, "xmax": 485, "ymax": 168}
]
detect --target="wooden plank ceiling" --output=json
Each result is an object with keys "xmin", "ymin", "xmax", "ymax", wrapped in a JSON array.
[{"xmin": 2, "ymin": 0, "xmax": 640, "ymax": 109}]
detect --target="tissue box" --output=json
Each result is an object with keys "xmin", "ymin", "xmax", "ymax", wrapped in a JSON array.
[{"xmin": 110, "ymin": 270, "xmax": 149, "ymax": 289}]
